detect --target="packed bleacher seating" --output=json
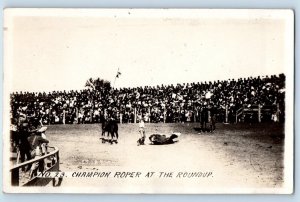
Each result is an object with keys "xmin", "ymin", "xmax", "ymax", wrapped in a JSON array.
[{"xmin": 10, "ymin": 74, "xmax": 285, "ymax": 125}]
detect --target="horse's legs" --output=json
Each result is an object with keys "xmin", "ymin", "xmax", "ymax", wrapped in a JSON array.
[
  {"xmin": 201, "ymin": 121, "xmax": 204, "ymax": 132},
  {"xmin": 109, "ymin": 131, "xmax": 114, "ymax": 144},
  {"xmin": 111, "ymin": 131, "xmax": 114, "ymax": 139},
  {"xmin": 115, "ymin": 130, "xmax": 119, "ymax": 140},
  {"xmin": 101, "ymin": 123, "xmax": 106, "ymax": 137},
  {"xmin": 112, "ymin": 131, "xmax": 118, "ymax": 144},
  {"xmin": 101, "ymin": 129, "xmax": 106, "ymax": 143}
]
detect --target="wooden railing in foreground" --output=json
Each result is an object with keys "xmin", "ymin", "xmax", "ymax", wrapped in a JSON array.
[{"xmin": 10, "ymin": 146, "xmax": 60, "ymax": 186}]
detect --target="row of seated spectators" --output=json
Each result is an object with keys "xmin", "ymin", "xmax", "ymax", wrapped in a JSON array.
[{"xmin": 10, "ymin": 74, "xmax": 285, "ymax": 125}]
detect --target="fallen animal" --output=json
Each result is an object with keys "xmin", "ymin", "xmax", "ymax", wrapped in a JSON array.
[{"xmin": 149, "ymin": 133, "xmax": 181, "ymax": 145}]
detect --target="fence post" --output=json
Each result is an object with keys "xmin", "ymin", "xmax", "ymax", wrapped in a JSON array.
[
  {"xmin": 225, "ymin": 105, "xmax": 229, "ymax": 124},
  {"xmin": 134, "ymin": 108, "xmax": 137, "ymax": 123},
  {"xmin": 258, "ymin": 104, "xmax": 261, "ymax": 123},
  {"xmin": 235, "ymin": 107, "xmax": 240, "ymax": 124},
  {"xmin": 75, "ymin": 108, "xmax": 79, "ymax": 124},
  {"xmin": 276, "ymin": 103, "xmax": 280, "ymax": 122},
  {"xmin": 148, "ymin": 107, "xmax": 151, "ymax": 123},
  {"xmin": 63, "ymin": 110, "xmax": 65, "ymax": 125},
  {"xmin": 90, "ymin": 109, "xmax": 93, "ymax": 123},
  {"xmin": 179, "ymin": 107, "xmax": 181, "ymax": 122},
  {"xmin": 120, "ymin": 113, "xmax": 123, "ymax": 124},
  {"xmin": 49, "ymin": 108, "xmax": 51, "ymax": 125},
  {"xmin": 11, "ymin": 168, "xmax": 19, "ymax": 186},
  {"xmin": 199, "ymin": 108, "xmax": 202, "ymax": 124}
]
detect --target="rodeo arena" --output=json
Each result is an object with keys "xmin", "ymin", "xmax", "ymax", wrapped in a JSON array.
[{"xmin": 9, "ymin": 73, "xmax": 286, "ymax": 188}]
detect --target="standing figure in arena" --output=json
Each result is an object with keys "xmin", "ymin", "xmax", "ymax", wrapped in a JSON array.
[
  {"xmin": 208, "ymin": 105, "xmax": 216, "ymax": 132},
  {"xmin": 110, "ymin": 117, "xmax": 119, "ymax": 142},
  {"xmin": 200, "ymin": 104, "xmax": 209, "ymax": 132},
  {"xmin": 137, "ymin": 117, "xmax": 146, "ymax": 146}
]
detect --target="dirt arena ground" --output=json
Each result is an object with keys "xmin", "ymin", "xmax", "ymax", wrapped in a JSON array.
[{"xmin": 46, "ymin": 122, "xmax": 284, "ymax": 192}]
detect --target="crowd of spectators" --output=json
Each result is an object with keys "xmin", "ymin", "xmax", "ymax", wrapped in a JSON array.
[{"xmin": 10, "ymin": 74, "xmax": 285, "ymax": 125}]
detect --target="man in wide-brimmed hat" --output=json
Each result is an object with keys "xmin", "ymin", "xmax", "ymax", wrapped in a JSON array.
[
  {"xmin": 137, "ymin": 116, "xmax": 146, "ymax": 146},
  {"xmin": 27, "ymin": 129, "xmax": 49, "ymax": 179}
]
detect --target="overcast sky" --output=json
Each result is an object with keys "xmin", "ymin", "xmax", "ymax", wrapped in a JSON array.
[{"xmin": 5, "ymin": 9, "xmax": 291, "ymax": 92}]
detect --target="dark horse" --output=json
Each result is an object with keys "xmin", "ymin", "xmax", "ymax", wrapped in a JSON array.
[{"xmin": 101, "ymin": 118, "xmax": 119, "ymax": 144}]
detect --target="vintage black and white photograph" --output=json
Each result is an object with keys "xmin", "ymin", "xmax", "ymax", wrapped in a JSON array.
[{"xmin": 2, "ymin": 9, "xmax": 294, "ymax": 193}]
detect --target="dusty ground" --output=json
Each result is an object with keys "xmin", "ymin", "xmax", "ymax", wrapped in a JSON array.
[{"xmin": 45, "ymin": 122, "xmax": 285, "ymax": 193}]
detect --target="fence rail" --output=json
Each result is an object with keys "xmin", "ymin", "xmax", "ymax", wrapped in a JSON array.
[
  {"xmin": 10, "ymin": 146, "xmax": 60, "ymax": 186},
  {"xmin": 235, "ymin": 104, "xmax": 279, "ymax": 123}
]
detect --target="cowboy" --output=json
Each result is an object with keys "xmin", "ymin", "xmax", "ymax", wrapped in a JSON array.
[
  {"xmin": 137, "ymin": 116, "xmax": 146, "ymax": 146},
  {"xmin": 27, "ymin": 130, "xmax": 49, "ymax": 179}
]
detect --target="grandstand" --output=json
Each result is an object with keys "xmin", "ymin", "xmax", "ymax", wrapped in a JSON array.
[{"xmin": 10, "ymin": 74, "xmax": 285, "ymax": 126}]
